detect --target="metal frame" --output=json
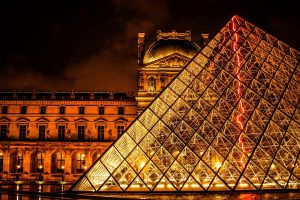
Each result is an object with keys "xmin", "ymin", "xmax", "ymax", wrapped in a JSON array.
[{"xmin": 69, "ymin": 15, "xmax": 300, "ymax": 192}]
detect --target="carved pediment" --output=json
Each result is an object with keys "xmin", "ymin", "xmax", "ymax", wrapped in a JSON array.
[
  {"xmin": 35, "ymin": 117, "xmax": 49, "ymax": 123},
  {"xmin": 75, "ymin": 118, "xmax": 89, "ymax": 123},
  {"xmin": 55, "ymin": 117, "xmax": 69, "ymax": 123},
  {"xmin": 114, "ymin": 117, "xmax": 128, "ymax": 123},
  {"xmin": 145, "ymin": 53, "xmax": 190, "ymax": 68},
  {"xmin": 0, "ymin": 117, "xmax": 11, "ymax": 123},
  {"xmin": 94, "ymin": 117, "xmax": 108, "ymax": 122},
  {"xmin": 16, "ymin": 117, "xmax": 30, "ymax": 123}
]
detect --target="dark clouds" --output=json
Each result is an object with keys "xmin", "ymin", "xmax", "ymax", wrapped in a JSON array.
[{"xmin": 0, "ymin": 0, "xmax": 299, "ymax": 92}]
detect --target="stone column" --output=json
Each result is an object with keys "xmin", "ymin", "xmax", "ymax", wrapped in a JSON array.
[
  {"xmin": 86, "ymin": 150, "xmax": 92, "ymax": 168},
  {"xmin": 64, "ymin": 151, "xmax": 71, "ymax": 180},
  {"xmin": 3, "ymin": 150, "xmax": 10, "ymax": 179},
  {"xmin": 43, "ymin": 150, "xmax": 51, "ymax": 180},
  {"xmin": 23, "ymin": 150, "xmax": 30, "ymax": 179}
]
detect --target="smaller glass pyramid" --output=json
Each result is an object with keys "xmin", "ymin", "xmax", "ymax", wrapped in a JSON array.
[{"xmin": 70, "ymin": 15, "xmax": 300, "ymax": 192}]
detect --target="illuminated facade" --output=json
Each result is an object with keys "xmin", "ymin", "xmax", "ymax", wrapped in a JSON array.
[
  {"xmin": 0, "ymin": 30, "xmax": 203, "ymax": 183},
  {"xmin": 71, "ymin": 15, "xmax": 300, "ymax": 192},
  {"xmin": 136, "ymin": 30, "xmax": 208, "ymax": 113},
  {"xmin": 0, "ymin": 91, "xmax": 137, "ymax": 181}
]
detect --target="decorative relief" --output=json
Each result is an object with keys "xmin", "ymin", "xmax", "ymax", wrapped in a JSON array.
[{"xmin": 157, "ymin": 30, "xmax": 192, "ymax": 41}]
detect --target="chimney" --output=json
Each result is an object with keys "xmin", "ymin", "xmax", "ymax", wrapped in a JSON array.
[{"xmin": 137, "ymin": 33, "xmax": 145, "ymax": 66}]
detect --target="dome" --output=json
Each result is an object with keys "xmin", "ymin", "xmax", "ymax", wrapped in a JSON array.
[{"xmin": 143, "ymin": 39, "xmax": 200, "ymax": 64}]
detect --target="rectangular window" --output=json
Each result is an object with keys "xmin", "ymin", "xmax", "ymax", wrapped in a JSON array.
[
  {"xmin": 0, "ymin": 125, "xmax": 8, "ymax": 140},
  {"xmin": 39, "ymin": 125, "xmax": 46, "ymax": 140},
  {"xmin": 40, "ymin": 106, "xmax": 46, "ymax": 114},
  {"xmin": 99, "ymin": 107, "xmax": 105, "ymax": 115},
  {"xmin": 76, "ymin": 153, "xmax": 86, "ymax": 173},
  {"xmin": 19, "ymin": 125, "xmax": 27, "ymax": 140},
  {"xmin": 117, "ymin": 126, "xmax": 124, "ymax": 138},
  {"xmin": 97, "ymin": 126, "xmax": 105, "ymax": 141},
  {"xmin": 2, "ymin": 106, "xmax": 8, "ymax": 114},
  {"xmin": 59, "ymin": 107, "xmax": 65, "ymax": 114},
  {"xmin": 21, "ymin": 106, "xmax": 27, "ymax": 114},
  {"xmin": 78, "ymin": 126, "xmax": 85, "ymax": 141},
  {"xmin": 79, "ymin": 106, "xmax": 85, "ymax": 114},
  {"xmin": 58, "ymin": 126, "xmax": 65, "ymax": 141},
  {"xmin": 118, "ymin": 107, "xmax": 124, "ymax": 115}
]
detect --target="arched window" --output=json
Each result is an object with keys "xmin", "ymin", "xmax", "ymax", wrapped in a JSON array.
[
  {"xmin": 0, "ymin": 150, "xmax": 3, "ymax": 172},
  {"xmin": 30, "ymin": 151, "xmax": 44, "ymax": 173},
  {"xmin": 72, "ymin": 152, "xmax": 86, "ymax": 174},
  {"xmin": 10, "ymin": 151, "xmax": 23, "ymax": 173},
  {"xmin": 51, "ymin": 152, "xmax": 65, "ymax": 173},
  {"xmin": 148, "ymin": 77, "xmax": 156, "ymax": 92}
]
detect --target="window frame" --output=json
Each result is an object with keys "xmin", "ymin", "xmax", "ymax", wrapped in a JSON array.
[
  {"xmin": 97, "ymin": 126, "xmax": 105, "ymax": 141},
  {"xmin": 40, "ymin": 106, "xmax": 46, "ymax": 114},
  {"xmin": 58, "ymin": 125, "xmax": 65, "ymax": 141},
  {"xmin": 59, "ymin": 106, "xmax": 65, "ymax": 114},
  {"xmin": 38, "ymin": 125, "xmax": 46, "ymax": 140},
  {"xmin": 0, "ymin": 125, "xmax": 8, "ymax": 140},
  {"xmin": 79, "ymin": 106, "xmax": 85, "ymax": 114},
  {"xmin": 21, "ymin": 106, "xmax": 27, "ymax": 114},
  {"xmin": 19, "ymin": 125, "xmax": 27, "ymax": 140},
  {"xmin": 78, "ymin": 126, "xmax": 85, "ymax": 141},
  {"xmin": 118, "ymin": 107, "xmax": 124, "ymax": 115},
  {"xmin": 1, "ymin": 106, "xmax": 8, "ymax": 114},
  {"xmin": 99, "ymin": 106, "xmax": 105, "ymax": 115}
]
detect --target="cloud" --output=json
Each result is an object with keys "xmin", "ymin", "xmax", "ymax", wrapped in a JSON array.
[{"xmin": 64, "ymin": 0, "xmax": 170, "ymax": 92}]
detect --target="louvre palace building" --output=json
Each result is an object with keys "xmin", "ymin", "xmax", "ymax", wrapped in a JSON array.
[{"xmin": 0, "ymin": 30, "xmax": 206, "ymax": 182}]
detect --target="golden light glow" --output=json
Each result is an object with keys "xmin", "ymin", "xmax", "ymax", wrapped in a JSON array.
[
  {"xmin": 140, "ymin": 161, "xmax": 146, "ymax": 168},
  {"xmin": 215, "ymin": 162, "xmax": 222, "ymax": 169},
  {"xmin": 71, "ymin": 15, "xmax": 300, "ymax": 192}
]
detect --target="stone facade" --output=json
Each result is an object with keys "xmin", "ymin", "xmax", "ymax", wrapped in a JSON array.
[
  {"xmin": 0, "ymin": 30, "xmax": 207, "ymax": 183},
  {"xmin": 136, "ymin": 30, "xmax": 209, "ymax": 113},
  {"xmin": 0, "ymin": 91, "xmax": 137, "ymax": 182}
]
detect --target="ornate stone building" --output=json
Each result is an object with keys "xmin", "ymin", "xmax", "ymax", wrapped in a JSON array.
[
  {"xmin": 136, "ymin": 30, "xmax": 208, "ymax": 113},
  {"xmin": 0, "ymin": 91, "xmax": 137, "ymax": 182},
  {"xmin": 0, "ymin": 30, "xmax": 206, "ymax": 183}
]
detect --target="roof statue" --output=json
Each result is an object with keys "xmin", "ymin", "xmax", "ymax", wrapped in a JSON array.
[{"xmin": 70, "ymin": 15, "xmax": 300, "ymax": 192}]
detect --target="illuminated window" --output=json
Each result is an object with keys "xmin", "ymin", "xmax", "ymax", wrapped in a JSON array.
[
  {"xmin": 40, "ymin": 106, "xmax": 46, "ymax": 114},
  {"xmin": 79, "ymin": 106, "xmax": 85, "ymax": 114},
  {"xmin": 98, "ymin": 126, "xmax": 105, "ymax": 141},
  {"xmin": 31, "ymin": 152, "xmax": 44, "ymax": 173},
  {"xmin": 99, "ymin": 107, "xmax": 105, "ymax": 115},
  {"xmin": 148, "ymin": 77, "xmax": 156, "ymax": 92},
  {"xmin": 118, "ymin": 107, "xmax": 124, "ymax": 115},
  {"xmin": 117, "ymin": 126, "xmax": 124, "ymax": 138},
  {"xmin": 78, "ymin": 126, "xmax": 85, "ymax": 141},
  {"xmin": 51, "ymin": 152, "xmax": 65, "ymax": 173},
  {"xmin": 76, "ymin": 153, "xmax": 86, "ymax": 173},
  {"xmin": 1, "ymin": 106, "xmax": 8, "ymax": 114},
  {"xmin": 21, "ymin": 106, "xmax": 27, "ymax": 114},
  {"xmin": 19, "ymin": 125, "xmax": 27, "ymax": 140},
  {"xmin": 58, "ymin": 126, "xmax": 65, "ymax": 141},
  {"xmin": 0, "ymin": 125, "xmax": 8, "ymax": 140},
  {"xmin": 10, "ymin": 152, "xmax": 23, "ymax": 173},
  {"xmin": 39, "ymin": 125, "xmax": 46, "ymax": 140}
]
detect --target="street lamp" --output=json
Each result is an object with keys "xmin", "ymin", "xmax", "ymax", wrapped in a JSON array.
[
  {"xmin": 61, "ymin": 165, "xmax": 65, "ymax": 182},
  {"xmin": 38, "ymin": 165, "xmax": 43, "ymax": 181},
  {"xmin": 84, "ymin": 166, "xmax": 87, "ymax": 171},
  {"xmin": 16, "ymin": 165, "xmax": 21, "ymax": 181}
]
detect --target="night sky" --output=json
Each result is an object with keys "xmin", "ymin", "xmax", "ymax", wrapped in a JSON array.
[{"xmin": 0, "ymin": 0, "xmax": 299, "ymax": 93}]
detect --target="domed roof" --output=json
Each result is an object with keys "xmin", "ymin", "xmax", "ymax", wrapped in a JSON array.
[{"xmin": 143, "ymin": 39, "xmax": 200, "ymax": 64}]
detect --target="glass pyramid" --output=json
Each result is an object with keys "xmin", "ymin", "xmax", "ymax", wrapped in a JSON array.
[{"xmin": 70, "ymin": 15, "xmax": 300, "ymax": 192}]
